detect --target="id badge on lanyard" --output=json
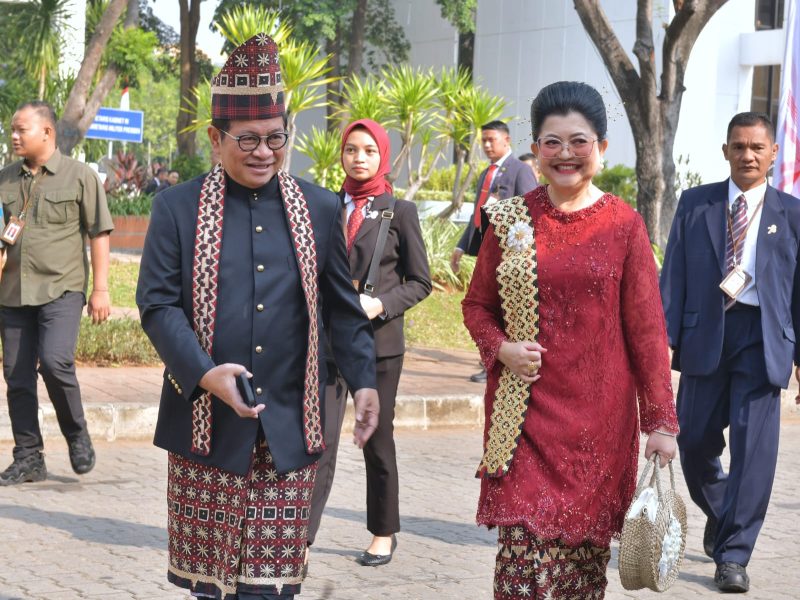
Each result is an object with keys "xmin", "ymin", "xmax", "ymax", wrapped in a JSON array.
[{"xmin": 2, "ymin": 171, "xmax": 42, "ymax": 245}]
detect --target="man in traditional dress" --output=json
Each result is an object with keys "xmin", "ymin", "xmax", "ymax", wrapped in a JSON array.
[{"xmin": 136, "ymin": 34, "xmax": 379, "ymax": 600}]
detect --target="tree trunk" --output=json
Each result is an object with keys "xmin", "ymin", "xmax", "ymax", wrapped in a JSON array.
[
  {"xmin": 573, "ymin": 0, "xmax": 728, "ymax": 247},
  {"xmin": 325, "ymin": 32, "xmax": 342, "ymax": 128},
  {"xmin": 348, "ymin": 0, "xmax": 368, "ymax": 77},
  {"xmin": 57, "ymin": 0, "xmax": 130, "ymax": 154},
  {"xmin": 177, "ymin": 0, "xmax": 201, "ymax": 158}
]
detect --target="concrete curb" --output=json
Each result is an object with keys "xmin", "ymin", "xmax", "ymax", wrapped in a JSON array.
[
  {"xmin": 1, "ymin": 390, "xmax": 797, "ymax": 443},
  {"xmin": 0, "ymin": 394, "xmax": 487, "ymax": 442}
]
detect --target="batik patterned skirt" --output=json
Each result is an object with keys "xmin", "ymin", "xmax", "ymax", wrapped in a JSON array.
[
  {"xmin": 494, "ymin": 525, "xmax": 611, "ymax": 599},
  {"xmin": 165, "ymin": 443, "xmax": 317, "ymax": 599}
]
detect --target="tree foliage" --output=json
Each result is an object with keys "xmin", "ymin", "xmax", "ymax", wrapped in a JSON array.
[{"xmin": 435, "ymin": 0, "xmax": 477, "ymax": 33}]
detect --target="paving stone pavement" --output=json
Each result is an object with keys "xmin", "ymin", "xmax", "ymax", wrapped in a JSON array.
[{"xmin": 0, "ymin": 424, "xmax": 798, "ymax": 600}]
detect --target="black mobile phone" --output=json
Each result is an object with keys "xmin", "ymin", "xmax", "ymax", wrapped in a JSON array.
[{"xmin": 236, "ymin": 372, "xmax": 256, "ymax": 407}]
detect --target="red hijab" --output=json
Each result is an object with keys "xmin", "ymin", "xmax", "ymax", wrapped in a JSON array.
[{"xmin": 341, "ymin": 119, "xmax": 393, "ymax": 201}]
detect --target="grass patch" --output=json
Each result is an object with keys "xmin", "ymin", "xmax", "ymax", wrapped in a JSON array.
[
  {"xmin": 95, "ymin": 260, "xmax": 140, "ymax": 308},
  {"xmin": 76, "ymin": 317, "xmax": 160, "ymax": 366},
  {"xmin": 405, "ymin": 289, "xmax": 475, "ymax": 351},
  {"xmin": 97, "ymin": 262, "xmax": 475, "ymax": 366}
]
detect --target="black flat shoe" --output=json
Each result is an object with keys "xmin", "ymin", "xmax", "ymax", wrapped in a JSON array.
[
  {"xmin": 714, "ymin": 562, "xmax": 749, "ymax": 593},
  {"xmin": 357, "ymin": 535, "xmax": 397, "ymax": 567}
]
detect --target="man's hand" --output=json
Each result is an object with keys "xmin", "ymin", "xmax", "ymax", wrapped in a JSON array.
[
  {"xmin": 352, "ymin": 388, "xmax": 379, "ymax": 448},
  {"xmin": 87, "ymin": 289, "xmax": 111, "ymax": 324},
  {"xmin": 498, "ymin": 340, "xmax": 547, "ymax": 383},
  {"xmin": 198, "ymin": 363, "xmax": 265, "ymax": 419},
  {"xmin": 450, "ymin": 248, "xmax": 464, "ymax": 274},
  {"xmin": 359, "ymin": 294, "xmax": 384, "ymax": 320}
]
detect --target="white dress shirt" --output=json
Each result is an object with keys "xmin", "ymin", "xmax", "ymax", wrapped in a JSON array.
[
  {"xmin": 344, "ymin": 192, "xmax": 375, "ymax": 221},
  {"xmin": 727, "ymin": 178, "xmax": 767, "ymax": 306}
]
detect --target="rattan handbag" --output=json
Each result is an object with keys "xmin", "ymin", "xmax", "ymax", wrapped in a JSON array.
[{"xmin": 618, "ymin": 454, "xmax": 688, "ymax": 591}]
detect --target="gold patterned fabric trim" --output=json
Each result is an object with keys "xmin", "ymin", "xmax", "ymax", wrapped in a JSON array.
[{"xmin": 477, "ymin": 196, "xmax": 539, "ymax": 478}]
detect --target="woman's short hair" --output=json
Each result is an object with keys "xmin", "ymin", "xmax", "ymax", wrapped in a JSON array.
[{"xmin": 530, "ymin": 81, "xmax": 607, "ymax": 141}]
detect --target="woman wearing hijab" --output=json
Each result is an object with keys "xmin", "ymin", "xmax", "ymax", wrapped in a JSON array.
[{"xmin": 307, "ymin": 119, "xmax": 432, "ymax": 566}]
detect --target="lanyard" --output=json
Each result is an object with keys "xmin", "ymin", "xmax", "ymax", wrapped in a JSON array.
[
  {"xmin": 726, "ymin": 196, "xmax": 764, "ymax": 267},
  {"xmin": 18, "ymin": 170, "xmax": 46, "ymax": 220}
]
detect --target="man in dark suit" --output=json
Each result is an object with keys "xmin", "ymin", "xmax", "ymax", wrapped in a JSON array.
[
  {"xmin": 136, "ymin": 34, "xmax": 378, "ymax": 600},
  {"xmin": 660, "ymin": 111, "xmax": 800, "ymax": 593},
  {"xmin": 450, "ymin": 120, "xmax": 538, "ymax": 382}
]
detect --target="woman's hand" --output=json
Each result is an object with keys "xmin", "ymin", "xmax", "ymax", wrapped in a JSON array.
[
  {"xmin": 359, "ymin": 294, "xmax": 385, "ymax": 320},
  {"xmin": 497, "ymin": 340, "xmax": 548, "ymax": 384},
  {"xmin": 644, "ymin": 430, "xmax": 678, "ymax": 467}
]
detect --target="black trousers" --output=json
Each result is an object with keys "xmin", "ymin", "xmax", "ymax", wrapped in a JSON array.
[
  {"xmin": 308, "ymin": 354, "xmax": 404, "ymax": 541},
  {"xmin": 0, "ymin": 292, "xmax": 87, "ymax": 460},
  {"xmin": 307, "ymin": 377, "xmax": 348, "ymax": 545},
  {"xmin": 236, "ymin": 593, "xmax": 293, "ymax": 599},
  {"xmin": 676, "ymin": 306, "xmax": 781, "ymax": 566}
]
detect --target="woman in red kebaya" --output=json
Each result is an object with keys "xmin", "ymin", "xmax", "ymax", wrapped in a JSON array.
[{"xmin": 462, "ymin": 81, "xmax": 679, "ymax": 599}]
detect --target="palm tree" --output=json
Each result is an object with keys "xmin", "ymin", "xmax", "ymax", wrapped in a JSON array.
[
  {"xmin": 182, "ymin": 4, "xmax": 336, "ymax": 171},
  {"xmin": 12, "ymin": 0, "xmax": 70, "ymax": 99}
]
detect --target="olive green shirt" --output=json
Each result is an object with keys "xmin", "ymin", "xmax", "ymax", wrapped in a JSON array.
[{"xmin": 0, "ymin": 149, "xmax": 114, "ymax": 307}]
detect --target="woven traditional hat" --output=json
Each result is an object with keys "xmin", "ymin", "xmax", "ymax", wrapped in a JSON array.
[{"xmin": 211, "ymin": 32, "xmax": 284, "ymax": 120}]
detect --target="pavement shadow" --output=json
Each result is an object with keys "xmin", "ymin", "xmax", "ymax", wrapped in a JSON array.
[
  {"xmin": 0, "ymin": 504, "xmax": 166, "ymax": 549},
  {"xmin": 320, "ymin": 506, "xmax": 494, "ymax": 547}
]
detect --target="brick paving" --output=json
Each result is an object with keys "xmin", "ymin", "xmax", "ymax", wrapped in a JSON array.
[{"xmin": 0, "ymin": 424, "xmax": 798, "ymax": 599}]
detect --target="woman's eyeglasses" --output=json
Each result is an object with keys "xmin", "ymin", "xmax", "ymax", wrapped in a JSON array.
[
  {"xmin": 536, "ymin": 136, "xmax": 597, "ymax": 159},
  {"xmin": 218, "ymin": 128, "xmax": 289, "ymax": 152}
]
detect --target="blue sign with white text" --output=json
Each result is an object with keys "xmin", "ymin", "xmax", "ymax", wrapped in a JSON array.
[{"xmin": 85, "ymin": 107, "xmax": 144, "ymax": 143}]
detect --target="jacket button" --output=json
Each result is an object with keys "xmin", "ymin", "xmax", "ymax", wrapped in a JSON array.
[
  {"xmin": 256, "ymin": 387, "xmax": 263, "ymax": 395},
  {"xmin": 255, "ymin": 225, "xmax": 263, "ymax": 233},
  {"xmin": 257, "ymin": 265, "xmax": 265, "ymax": 272},
  {"xmin": 255, "ymin": 346, "xmax": 263, "ymax": 353},
  {"xmin": 256, "ymin": 304, "xmax": 264, "ymax": 312}
]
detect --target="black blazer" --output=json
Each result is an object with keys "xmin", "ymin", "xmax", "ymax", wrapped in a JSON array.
[
  {"xmin": 136, "ymin": 174, "xmax": 377, "ymax": 475},
  {"xmin": 457, "ymin": 155, "xmax": 538, "ymax": 255},
  {"xmin": 344, "ymin": 192, "xmax": 432, "ymax": 358},
  {"xmin": 660, "ymin": 180, "xmax": 800, "ymax": 388}
]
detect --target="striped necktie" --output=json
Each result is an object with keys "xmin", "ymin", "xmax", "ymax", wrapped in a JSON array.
[
  {"xmin": 725, "ymin": 194, "xmax": 748, "ymax": 270},
  {"xmin": 474, "ymin": 164, "xmax": 498, "ymax": 227}
]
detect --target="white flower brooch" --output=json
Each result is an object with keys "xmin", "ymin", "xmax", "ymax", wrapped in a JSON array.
[{"xmin": 506, "ymin": 221, "xmax": 534, "ymax": 252}]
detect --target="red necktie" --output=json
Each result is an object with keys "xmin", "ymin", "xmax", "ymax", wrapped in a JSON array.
[
  {"xmin": 474, "ymin": 164, "xmax": 498, "ymax": 227},
  {"xmin": 725, "ymin": 194, "xmax": 748, "ymax": 270},
  {"xmin": 346, "ymin": 197, "xmax": 370, "ymax": 253}
]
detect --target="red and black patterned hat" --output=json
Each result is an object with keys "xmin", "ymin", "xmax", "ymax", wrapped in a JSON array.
[{"xmin": 211, "ymin": 33, "xmax": 284, "ymax": 120}]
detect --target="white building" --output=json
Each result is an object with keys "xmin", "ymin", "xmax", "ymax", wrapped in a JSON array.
[{"xmin": 389, "ymin": 0, "xmax": 789, "ymax": 184}]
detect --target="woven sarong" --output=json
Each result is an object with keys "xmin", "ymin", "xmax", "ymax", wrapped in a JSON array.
[
  {"xmin": 494, "ymin": 525, "xmax": 610, "ymax": 599},
  {"xmin": 166, "ymin": 443, "xmax": 317, "ymax": 599}
]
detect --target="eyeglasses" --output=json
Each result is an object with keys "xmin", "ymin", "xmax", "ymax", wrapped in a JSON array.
[
  {"xmin": 218, "ymin": 128, "xmax": 289, "ymax": 152},
  {"xmin": 536, "ymin": 136, "xmax": 597, "ymax": 159}
]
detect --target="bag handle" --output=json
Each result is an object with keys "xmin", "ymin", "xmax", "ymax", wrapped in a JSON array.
[{"xmin": 633, "ymin": 453, "xmax": 678, "ymax": 501}]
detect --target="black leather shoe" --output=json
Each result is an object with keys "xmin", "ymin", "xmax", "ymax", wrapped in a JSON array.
[
  {"xmin": 714, "ymin": 562, "xmax": 749, "ymax": 593},
  {"xmin": 357, "ymin": 535, "xmax": 397, "ymax": 567},
  {"xmin": 0, "ymin": 453, "xmax": 47, "ymax": 486},
  {"xmin": 68, "ymin": 433, "xmax": 96, "ymax": 475},
  {"xmin": 469, "ymin": 369, "xmax": 487, "ymax": 383},
  {"xmin": 704, "ymin": 515, "xmax": 717, "ymax": 558}
]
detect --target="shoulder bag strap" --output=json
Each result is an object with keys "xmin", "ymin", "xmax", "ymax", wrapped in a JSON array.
[{"xmin": 363, "ymin": 197, "xmax": 397, "ymax": 297}]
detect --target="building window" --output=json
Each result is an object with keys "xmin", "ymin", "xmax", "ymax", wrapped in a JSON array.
[
  {"xmin": 751, "ymin": 65, "xmax": 782, "ymax": 121},
  {"xmin": 755, "ymin": 0, "xmax": 785, "ymax": 29}
]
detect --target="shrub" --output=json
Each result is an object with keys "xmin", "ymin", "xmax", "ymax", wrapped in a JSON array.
[
  {"xmin": 75, "ymin": 318, "xmax": 161, "ymax": 366},
  {"xmin": 420, "ymin": 216, "xmax": 475, "ymax": 291},
  {"xmin": 107, "ymin": 191, "xmax": 154, "ymax": 216},
  {"xmin": 173, "ymin": 153, "xmax": 209, "ymax": 182},
  {"xmin": 594, "ymin": 163, "xmax": 637, "ymax": 207}
]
